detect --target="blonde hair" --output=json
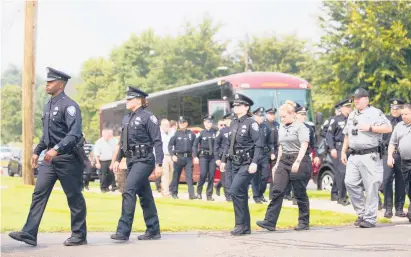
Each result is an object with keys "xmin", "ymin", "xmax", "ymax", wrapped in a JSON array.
[{"xmin": 279, "ymin": 102, "xmax": 296, "ymax": 114}]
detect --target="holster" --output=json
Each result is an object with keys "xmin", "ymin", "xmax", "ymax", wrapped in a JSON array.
[{"xmin": 73, "ymin": 137, "xmax": 87, "ymax": 165}]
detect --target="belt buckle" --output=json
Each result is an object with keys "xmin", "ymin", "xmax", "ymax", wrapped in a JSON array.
[{"xmin": 233, "ymin": 155, "xmax": 240, "ymax": 162}]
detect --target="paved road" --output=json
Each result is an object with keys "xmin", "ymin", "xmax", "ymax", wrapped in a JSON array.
[{"xmin": 2, "ymin": 222, "xmax": 411, "ymax": 257}]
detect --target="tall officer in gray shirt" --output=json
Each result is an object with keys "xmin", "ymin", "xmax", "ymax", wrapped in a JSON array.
[
  {"xmin": 388, "ymin": 103, "xmax": 411, "ymax": 223},
  {"xmin": 341, "ymin": 88, "xmax": 392, "ymax": 228},
  {"xmin": 256, "ymin": 102, "xmax": 311, "ymax": 231},
  {"xmin": 382, "ymin": 99, "xmax": 405, "ymax": 218}
]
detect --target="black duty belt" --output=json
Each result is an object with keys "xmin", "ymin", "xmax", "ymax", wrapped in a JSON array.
[
  {"xmin": 125, "ymin": 145, "xmax": 153, "ymax": 158},
  {"xmin": 281, "ymin": 153, "xmax": 298, "ymax": 160},
  {"xmin": 229, "ymin": 150, "xmax": 252, "ymax": 163},
  {"xmin": 177, "ymin": 152, "xmax": 192, "ymax": 158},
  {"xmin": 200, "ymin": 150, "xmax": 213, "ymax": 157},
  {"xmin": 263, "ymin": 146, "xmax": 271, "ymax": 153},
  {"xmin": 350, "ymin": 147, "xmax": 379, "ymax": 156}
]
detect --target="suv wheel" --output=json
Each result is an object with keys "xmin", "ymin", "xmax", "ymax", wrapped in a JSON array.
[{"xmin": 320, "ymin": 170, "xmax": 334, "ymax": 192}]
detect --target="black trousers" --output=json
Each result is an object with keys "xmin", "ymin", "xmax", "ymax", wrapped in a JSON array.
[
  {"xmin": 251, "ymin": 157, "xmax": 270, "ymax": 199},
  {"xmin": 383, "ymin": 153, "xmax": 405, "ymax": 210},
  {"xmin": 197, "ymin": 156, "xmax": 216, "ymax": 197},
  {"xmin": 100, "ymin": 160, "xmax": 116, "ymax": 191},
  {"xmin": 22, "ymin": 154, "xmax": 87, "ymax": 238},
  {"xmin": 230, "ymin": 161, "xmax": 255, "ymax": 229},
  {"xmin": 264, "ymin": 155, "xmax": 311, "ymax": 227},
  {"xmin": 82, "ymin": 160, "xmax": 92, "ymax": 188},
  {"xmin": 116, "ymin": 160, "xmax": 159, "ymax": 237},
  {"xmin": 170, "ymin": 157, "xmax": 195, "ymax": 197},
  {"xmin": 332, "ymin": 149, "xmax": 348, "ymax": 199},
  {"xmin": 400, "ymin": 159, "xmax": 411, "ymax": 215},
  {"xmin": 216, "ymin": 161, "xmax": 233, "ymax": 198}
]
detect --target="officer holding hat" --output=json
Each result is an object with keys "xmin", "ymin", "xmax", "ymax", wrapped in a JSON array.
[
  {"xmin": 111, "ymin": 86, "xmax": 163, "ymax": 241},
  {"xmin": 326, "ymin": 98, "xmax": 353, "ymax": 206},
  {"xmin": 251, "ymin": 107, "xmax": 273, "ymax": 203},
  {"xmin": 382, "ymin": 98, "xmax": 406, "ymax": 218},
  {"xmin": 168, "ymin": 116, "xmax": 197, "ymax": 199},
  {"xmin": 214, "ymin": 112, "xmax": 235, "ymax": 201},
  {"xmin": 341, "ymin": 88, "xmax": 392, "ymax": 228},
  {"xmin": 9, "ymin": 67, "xmax": 87, "ymax": 246},
  {"xmin": 193, "ymin": 115, "xmax": 217, "ymax": 200},
  {"xmin": 220, "ymin": 93, "xmax": 263, "ymax": 236}
]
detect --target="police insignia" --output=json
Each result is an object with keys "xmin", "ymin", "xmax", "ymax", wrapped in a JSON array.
[
  {"xmin": 252, "ymin": 122, "xmax": 259, "ymax": 131},
  {"xmin": 150, "ymin": 115, "xmax": 158, "ymax": 124},
  {"xmin": 216, "ymin": 131, "xmax": 220, "ymax": 137},
  {"xmin": 330, "ymin": 119, "xmax": 335, "ymax": 125},
  {"xmin": 393, "ymin": 100, "xmax": 398, "ymax": 105},
  {"xmin": 235, "ymin": 94, "xmax": 239, "ymax": 99},
  {"xmin": 67, "ymin": 106, "xmax": 76, "ymax": 117}
]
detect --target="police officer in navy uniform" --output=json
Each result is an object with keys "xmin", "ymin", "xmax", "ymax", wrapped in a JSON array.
[
  {"xmin": 194, "ymin": 115, "xmax": 217, "ymax": 201},
  {"xmin": 264, "ymin": 108, "xmax": 279, "ymax": 200},
  {"xmin": 382, "ymin": 98, "xmax": 406, "ymax": 218},
  {"xmin": 168, "ymin": 116, "xmax": 197, "ymax": 199},
  {"xmin": 111, "ymin": 86, "xmax": 163, "ymax": 241},
  {"xmin": 214, "ymin": 112, "xmax": 235, "ymax": 201},
  {"xmin": 251, "ymin": 107, "xmax": 273, "ymax": 203},
  {"xmin": 9, "ymin": 67, "xmax": 87, "ymax": 246},
  {"xmin": 220, "ymin": 93, "xmax": 263, "ymax": 236},
  {"xmin": 326, "ymin": 99, "xmax": 353, "ymax": 206}
]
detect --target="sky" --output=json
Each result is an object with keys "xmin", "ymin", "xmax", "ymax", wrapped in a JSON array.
[{"xmin": 1, "ymin": 0, "xmax": 324, "ymax": 78}]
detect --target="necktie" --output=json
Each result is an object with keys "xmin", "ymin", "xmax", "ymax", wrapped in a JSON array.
[
  {"xmin": 44, "ymin": 101, "xmax": 52, "ymax": 146},
  {"xmin": 229, "ymin": 120, "xmax": 239, "ymax": 156},
  {"xmin": 208, "ymin": 134, "xmax": 213, "ymax": 155}
]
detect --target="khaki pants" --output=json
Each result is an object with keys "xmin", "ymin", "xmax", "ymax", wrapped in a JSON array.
[{"xmin": 161, "ymin": 155, "xmax": 174, "ymax": 196}]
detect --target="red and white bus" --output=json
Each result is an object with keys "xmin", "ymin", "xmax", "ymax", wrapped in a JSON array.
[{"xmin": 99, "ymin": 72, "xmax": 316, "ymax": 182}]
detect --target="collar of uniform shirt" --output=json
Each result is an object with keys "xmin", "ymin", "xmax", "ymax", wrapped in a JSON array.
[
  {"xmin": 51, "ymin": 92, "xmax": 66, "ymax": 104},
  {"xmin": 355, "ymin": 105, "xmax": 370, "ymax": 115},
  {"xmin": 132, "ymin": 106, "xmax": 144, "ymax": 115},
  {"xmin": 235, "ymin": 115, "xmax": 248, "ymax": 123}
]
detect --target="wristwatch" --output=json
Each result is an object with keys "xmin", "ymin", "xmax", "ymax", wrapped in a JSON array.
[
  {"xmin": 158, "ymin": 163, "xmax": 162, "ymax": 167},
  {"xmin": 53, "ymin": 144, "xmax": 60, "ymax": 152}
]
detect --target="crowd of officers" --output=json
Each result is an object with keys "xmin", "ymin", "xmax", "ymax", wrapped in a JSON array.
[{"xmin": 8, "ymin": 66, "xmax": 411, "ymax": 247}]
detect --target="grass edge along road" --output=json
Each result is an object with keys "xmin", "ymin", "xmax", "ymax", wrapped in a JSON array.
[{"xmin": 1, "ymin": 177, "xmax": 388, "ymax": 233}]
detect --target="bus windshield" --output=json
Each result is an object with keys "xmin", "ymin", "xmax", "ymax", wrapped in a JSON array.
[{"xmin": 235, "ymin": 88, "xmax": 313, "ymax": 121}]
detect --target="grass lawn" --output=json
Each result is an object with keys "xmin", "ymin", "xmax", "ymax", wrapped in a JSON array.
[{"xmin": 1, "ymin": 177, "xmax": 362, "ymax": 233}]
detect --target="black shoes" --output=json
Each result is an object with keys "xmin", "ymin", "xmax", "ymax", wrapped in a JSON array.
[
  {"xmin": 137, "ymin": 232, "xmax": 161, "ymax": 240},
  {"xmin": 395, "ymin": 210, "xmax": 407, "ymax": 217},
  {"xmin": 254, "ymin": 197, "xmax": 263, "ymax": 204},
  {"xmin": 172, "ymin": 194, "xmax": 179, "ymax": 199},
  {"xmin": 63, "ymin": 236, "xmax": 87, "ymax": 246},
  {"xmin": 230, "ymin": 225, "xmax": 251, "ymax": 236},
  {"xmin": 8, "ymin": 231, "xmax": 37, "ymax": 246},
  {"xmin": 197, "ymin": 195, "xmax": 202, "ymax": 200},
  {"xmin": 331, "ymin": 194, "xmax": 339, "ymax": 201},
  {"xmin": 337, "ymin": 198, "xmax": 350, "ymax": 206},
  {"xmin": 354, "ymin": 216, "xmax": 363, "ymax": 226},
  {"xmin": 359, "ymin": 220, "xmax": 376, "ymax": 228},
  {"xmin": 384, "ymin": 209, "xmax": 393, "ymax": 218},
  {"xmin": 294, "ymin": 224, "xmax": 310, "ymax": 231},
  {"xmin": 110, "ymin": 233, "xmax": 129, "ymax": 241},
  {"xmin": 260, "ymin": 196, "xmax": 267, "ymax": 202},
  {"xmin": 256, "ymin": 220, "xmax": 276, "ymax": 231},
  {"xmin": 207, "ymin": 196, "xmax": 215, "ymax": 201}
]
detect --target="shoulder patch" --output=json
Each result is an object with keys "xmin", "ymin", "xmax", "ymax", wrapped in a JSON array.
[
  {"xmin": 67, "ymin": 106, "xmax": 76, "ymax": 117},
  {"xmin": 252, "ymin": 122, "xmax": 259, "ymax": 131},
  {"xmin": 150, "ymin": 115, "xmax": 158, "ymax": 124},
  {"xmin": 330, "ymin": 119, "xmax": 335, "ymax": 125},
  {"xmin": 216, "ymin": 131, "xmax": 220, "ymax": 137}
]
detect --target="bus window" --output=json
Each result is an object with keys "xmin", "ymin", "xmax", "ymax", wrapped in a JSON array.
[
  {"xmin": 181, "ymin": 95, "xmax": 202, "ymax": 126},
  {"xmin": 235, "ymin": 88, "xmax": 276, "ymax": 111},
  {"xmin": 148, "ymin": 94, "xmax": 167, "ymax": 119},
  {"xmin": 275, "ymin": 89, "xmax": 313, "ymax": 121},
  {"xmin": 168, "ymin": 95, "xmax": 180, "ymax": 121}
]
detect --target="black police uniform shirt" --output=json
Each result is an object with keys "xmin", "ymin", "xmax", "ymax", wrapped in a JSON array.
[
  {"xmin": 193, "ymin": 128, "xmax": 217, "ymax": 157},
  {"xmin": 34, "ymin": 92, "xmax": 82, "ymax": 155},
  {"xmin": 221, "ymin": 115, "xmax": 263, "ymax": 164},
  {"xmin": 304, "ymin": 122, "xmax": 318, "ymax": 156},
  {"xmin": 168, "ymin": 129, "xmax": 196, "ymax": 155},
  {"xmin": 214, "ymin": 126, "xmax": 229, "ymax": 161},
  {"xmin": 258, "ymin": 122, "xmax": 274, "ymax": 162},
  {"xmin": 120, "ymin": 107, "xmax": 164, "ymax": 164},
  {"xmin": 264, "ymin": 120, "xmax": 279, "ymax": 156},
  {"xmin": 325, "ymin": 114, "xmax": 347, "ymax": 150},
  {"xmin": 320, "ymin": 116, "xmax": 333, "ymax": 139},
  {"xmin": 382, "ymin": 114, "xmax": 402, "ymax": 147}
]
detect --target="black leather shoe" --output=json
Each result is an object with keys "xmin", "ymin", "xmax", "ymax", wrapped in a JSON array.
[
  {"xmin": 354, "ymin": 217, "xmax": 363, "ymax": 226},
  {"xmin": 230, "ymin": 225, "xmax": 251, "ymax": 236},
  {"xmin": 260, "ymin": 196, "xmax": 267, "ymax": 202},
  {"xmin": 63, "ymin": 236, "xmax": 87, "ymax": 246},
  {"xmin": 256, "ymin": 220, "xmax": 276, "ymax": 231},
  {"xmin": 384, "ymin": 209, "xmax": 393, "ymax": 218},
  {"xmin": 294, "ymin": 224, "xmax": 309, "ymax": 231},
  {"xmin": 254, "ymin": 198, "xmax": 263, "ymax": 204},
  {"xmin": 337, "ymin": 199, "xmax": 350, "ymax": 206},
  {"xmin": 189, "ymin": 195, "xmax": 197, "ymax": 200},
  {"xmin": 172, "ymin": 194, "xmax": 179, "ymax": 199},
  {"xmin": 110, "ymin": 233, "xmax": 129, "ymax": 241},
  {"xmin": 8, "ymin": 231, "xmax": 37, "ymax": 246},
  {"xmin": 395, "ymin": 210, "xmax": 407, "ymax": 217},
  {"xmin": 359, "ymin": 220, "xmax": 376, "ymax": 228},
  {"xmin": 197, "ymin": 195, "xmax": 202, "ymax": 200},
  {"xmin": 207, "ymin": 196, "xmax": 214, "ymax": 201},
  {"xmin": 137, "ymin": 232, "xmax": 161, "ymax": 240},
  {"xmin": 226, "ymin": 196, "xmax": 232, "ymax": 202},
  {"xmin": 331, "ymin": 194, "xmax": 338, "ymax": 201}
]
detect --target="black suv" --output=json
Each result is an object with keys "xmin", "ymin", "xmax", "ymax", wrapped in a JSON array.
[{"xmin": 312, "ymin": 138, "xmax": 336, "ymax": 191}]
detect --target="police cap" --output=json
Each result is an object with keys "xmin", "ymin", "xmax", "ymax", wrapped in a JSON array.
[
  {"xmin": 294, "ymin": 103, "xmax": 308, "ymax": 114},
  {"xmin": 202, "ymin": 115, "xmax": 214, "ymax": 121},
  {"xmin": 232, "ymin": 93, "xmax": 254, "ymax": 106},
  {"xmin": 252, "ymin": 107, "xmax": 265, "ymax": 116},
  {"xmin": 334, "ymin": 98, "xmax": 352, "ymax": 109},
  {"xmin": 353, "ymin": 88, "xmax": 369, "ymax": 98},
  {"xmin": 46, "ymin": 67, "xmax": 71, "ymax": 82},
  {"xmin": 265, "ymin": 108, "xmax": 277, "ymax": 114},
  {"xmin": 389, "ymin": 98, "xmax": 405, "ymax": 108},
  {"xmin": 178, "ymin": 116, "xmax": 188, "ymax": 123},
  {"xmin": 126, "ymin": 86, "xmax": 148, "ymax": 100}
]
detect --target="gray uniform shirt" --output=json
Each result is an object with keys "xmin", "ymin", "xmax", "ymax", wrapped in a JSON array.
[
  {"xmin": 343, "ymin": 106, "xmax": 390, "ymax": 150},
  {"xmin": 389, "ymin": 121, "xmax": 411, "ymax": 160},
  {"xmin": 278, "ymin": 121, "xmax": 309, "ymax": 154}
]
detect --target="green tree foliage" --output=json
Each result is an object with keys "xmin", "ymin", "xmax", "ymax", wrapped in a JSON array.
[{"xmin": 1, "ymin": 85, "xmax": 22, "ymax": 144}]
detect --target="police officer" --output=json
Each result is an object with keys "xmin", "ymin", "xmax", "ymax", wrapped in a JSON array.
[
  {"xmin": 194, "ymin": 115, "xmax": 217, "ymax": 201},
  {"xmin": 388, "ymin": 103, "xmax": 411, "ymax": 223},
  {"xmin": 220, "ymin": 93, "xmax": 262, "ymax": 236},
  {"xmin": 214, "ymin": 113, "xmax": 234, "ymax": 201},
  {"xmin": 168, "ymin": 116, "xmax": 196, "ymax": 199},
  {"xmin": 341, "ymin": 88, "xmax": 392, "ymax": 228},
  {"xmin": 265, "ymin": 108, "xmax": 279, "ymax": 200},
  {"xmin": 382, "ymin": 99, "xmax": 406, "ymax": 218},
  {"xmin": 251, "ymin": 107, "xmax": 273, "ymax": 203},
  {"xmin": 111, "ymin": 86, "xmax": 163, "ymax": 241},
  {"xmin": 326, "ymin": 99, "xmax": 352, "ymax": 206},
  {"xmin": 256, "ymin": 102, "xmax": 311, "ymax": 231},
  {"xmin": 9, "ymin": 67, "xmax": 87, "ymax": 246},
  {"xmin": 82, "ymin": 136, "xmax": 94, "ymax": 191}
]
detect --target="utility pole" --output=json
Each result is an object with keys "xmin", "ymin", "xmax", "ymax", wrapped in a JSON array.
[
  {"xmin": 244, "ymin": 34, "xmax": 249, "ymax": 72},
  {"xmin": 22, "ymin": 0, "xmax": 38, "ymax": 185}
]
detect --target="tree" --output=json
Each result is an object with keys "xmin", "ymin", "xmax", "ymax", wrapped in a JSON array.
[
  {"xmin": 315, "ymin": 1, "xmax": 411, "ymax": 113},
  {"xmin": 0, "ymin": 85, "xmax": 22, "ymax": 144}
]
